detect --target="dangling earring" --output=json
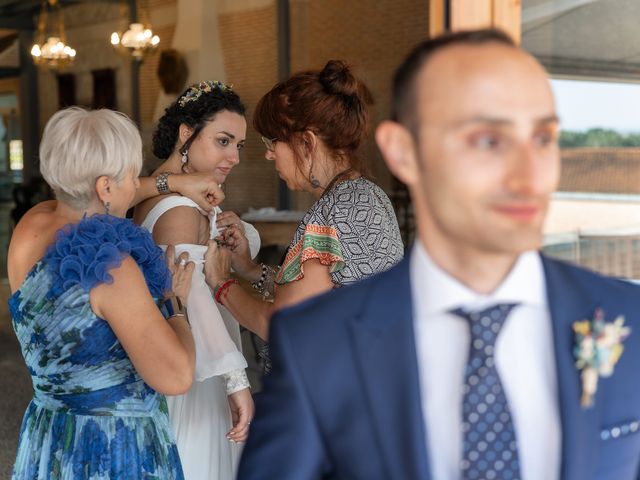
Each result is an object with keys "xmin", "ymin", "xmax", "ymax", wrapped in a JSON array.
[
  {"xmin": 309, "ymin": 161, "xmax": 321, "ymax": 189},
  {"xmin": 104, "ymin": 201, "xmax": 110, "ymax": 215},
  {"xmin": 310, "ymin": 174, "xmax": 321, "ymax": 189},
  {"xmin": 181, "ymin": 149, "xmax": 189, "ymax": 165}
]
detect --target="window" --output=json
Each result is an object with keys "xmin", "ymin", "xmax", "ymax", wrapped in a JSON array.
[{"xmin": 9, "ymin": 139, "xmax": 22, "ymax": 171}]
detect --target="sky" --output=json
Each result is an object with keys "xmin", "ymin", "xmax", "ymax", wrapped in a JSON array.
[{"xmin": 550, "ymin": 79, "xmax": 640, "ymax": 133}]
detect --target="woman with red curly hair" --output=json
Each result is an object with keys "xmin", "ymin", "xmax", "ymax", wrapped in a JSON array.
[{"xmin": 204, "ymin": 60, "xmax": 404, "ymax": 347}]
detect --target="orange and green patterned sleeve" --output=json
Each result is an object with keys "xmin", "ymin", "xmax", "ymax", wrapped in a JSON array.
[{"xmin": 276, "ymin": 223, "xmax": 345, "ymax": 285}]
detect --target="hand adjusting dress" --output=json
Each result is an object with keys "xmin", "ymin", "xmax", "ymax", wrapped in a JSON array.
[
  {"xmin": 8, "ymin": 215, "xmax": 184, "ymax": 480},
  {"xmin": 141, "ymin": 196, "xmax": 258, "ymax": 480}
]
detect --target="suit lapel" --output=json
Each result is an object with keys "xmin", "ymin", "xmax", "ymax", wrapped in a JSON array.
[
  {"xmin": 348, "ymin": 256, "xmax": 431, "ymax": 479},
  {"xmin": 347, "ymin": 254, "xmax": 607, "ymax": 479},
  {"xmin": 543, "ymin": 256, "xmax": 604, "ymax": 480}
]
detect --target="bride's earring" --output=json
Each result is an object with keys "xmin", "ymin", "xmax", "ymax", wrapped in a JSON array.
[{"xmin": 180, "ymin": 149, "xmax": 190, "ymax": 173}]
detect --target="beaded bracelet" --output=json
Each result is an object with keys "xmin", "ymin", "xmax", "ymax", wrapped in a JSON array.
[
  {"xmin": 252, "ymin": 263, "xmax": 278, "ymax": 298},
  {"xmin": 251, "ymin": 263, "xmax": 268, "ymax": 292},
  {"xmin": 214, "ymin": 278, "xmax": 239, "ymax": 304}
]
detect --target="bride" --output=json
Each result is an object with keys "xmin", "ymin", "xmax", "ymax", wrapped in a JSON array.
[{"xmin": 135, "ymin": 80, "xmax": 255, "ymax": 480}]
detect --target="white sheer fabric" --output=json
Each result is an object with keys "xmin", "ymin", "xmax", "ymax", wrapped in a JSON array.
[{"xmin": 141, "ymin": 196, "xmax": 259, "ymax": 480}]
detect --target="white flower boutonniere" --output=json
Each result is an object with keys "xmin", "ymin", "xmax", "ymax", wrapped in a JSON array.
[{"xmin": 573, "ymin": 308, "xmax": 631, "ymax": 408}]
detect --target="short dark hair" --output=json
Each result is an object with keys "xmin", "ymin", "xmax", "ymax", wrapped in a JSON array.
[{"xmin": 391, "ymin": 29, "xmax": 516, "ymax": 130}]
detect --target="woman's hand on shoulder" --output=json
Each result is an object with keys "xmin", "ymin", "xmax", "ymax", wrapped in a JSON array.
[{"xmin": 170, "ymin": 172, "xmax": 225, "ymax": 212}]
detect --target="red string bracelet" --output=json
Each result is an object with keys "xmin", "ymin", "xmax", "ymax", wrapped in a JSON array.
[{"xmin": 215, "ymin": 279, "xmax": 239, "ymax": 304}]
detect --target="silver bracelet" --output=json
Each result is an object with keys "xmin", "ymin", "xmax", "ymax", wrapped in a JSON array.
[
  {"xmin": 156, "ymin": 172, "xmax": 172, "ymax": 194},
  {"xmin": 162, "ymin": 294, "xmax": 189, "ymax": 326}
]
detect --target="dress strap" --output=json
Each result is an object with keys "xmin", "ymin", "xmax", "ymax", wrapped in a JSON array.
[{"xmin": 141, "ymin": 196, "xmax": 210, "ymax": 233}]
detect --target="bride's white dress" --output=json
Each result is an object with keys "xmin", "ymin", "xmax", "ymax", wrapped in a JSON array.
[{"xmin": 141, "ymin": 196, "xmax": 260, "ymax": 480}]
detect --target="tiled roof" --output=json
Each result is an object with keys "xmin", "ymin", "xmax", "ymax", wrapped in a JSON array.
[{"xmin": 559, "ymin": 148, "xmax": 640, "ymax": 194}]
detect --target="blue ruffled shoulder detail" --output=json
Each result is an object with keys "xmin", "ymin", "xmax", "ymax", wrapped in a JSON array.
[{"xmin": 44, "ymin": 214, "xmax": 171, "ymax": 298}]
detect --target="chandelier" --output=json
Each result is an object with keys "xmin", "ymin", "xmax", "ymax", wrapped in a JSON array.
[
  {"xmin": 110, "ymin": 23, "xmax": 160, "ymax": 62},
  {"xmin": 30, "ymin": 0, "xmax": 76, "ymax": 69}
]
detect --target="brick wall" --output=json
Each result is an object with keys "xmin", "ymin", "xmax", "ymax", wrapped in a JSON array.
[
  {"xmin": 145, "ymin": 0, "xmax": 176, "ymax": 9},
  {"xmin": 218, "ymin": 3, "xmax": 279, "ymax": 214},
  {"xmin": 288, "ymin": 0, "xmax": 429, "ymax": 210}
]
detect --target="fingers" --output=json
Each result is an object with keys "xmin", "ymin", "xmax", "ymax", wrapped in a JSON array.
[
  {"xmin": 221, "ymin": 229, "xmax": 242, "ymax": 250},
  {"xmin": 227, "ymin": 406, "xmax": 252, "ymax": 443},
  {"xmin": 165, "ymin": 245, "xmax": 176, "ymax": 268},
  {"xmin": 195, "ymin": 198, "xmax": 213, "ymax": 213},
  {"xmin": 174, "ymin": 252, "xmax": 194, "ymax": 277},
  {"xmin": 176, "ymin": 253, "xmax": 195, "ymax": 278},
  {"xmin": 216, "ymin": 211, "xmax": 244, "ymax": 233},
  {"xmin": 177, "ymin": 251, "xmax": 189, "ymax": 266},
  {"xmin": 226, "ymin": 388, "xmax": 254, "ymax": 443},
  {"xmin": 199, "ymin": 175, "xmax": 226, "ymax": 211},
  {"xmin": 204, "ymin": 239, "xmax": 217, "ymax": 261},
  {"xmin": 170, "ymin": 250, "xmax": 194, "ymax": 300},
  {"xmin": 203, "ymin": 239, "xmax": 222, "ymax": 274},
  {"xmin": 207, "ymin": 237, "xmax": 224, "ymax": 252},
  {"xmin": 207, "ymin": 185, "xmax": 225, "ymax": 208}
]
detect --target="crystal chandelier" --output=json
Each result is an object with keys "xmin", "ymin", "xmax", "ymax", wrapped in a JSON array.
[
  {"xmin": 110, "ymin": 23, "xmax": 160, "ymax": 62},
  {"xmin": 30, "ymin": 0, "xmax": 76, "ymax": 69}
]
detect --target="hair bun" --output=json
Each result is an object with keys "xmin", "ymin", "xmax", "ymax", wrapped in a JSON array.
[{"xmin": 319, "ymin": 60, "xmax": 359, "ymax": 97}]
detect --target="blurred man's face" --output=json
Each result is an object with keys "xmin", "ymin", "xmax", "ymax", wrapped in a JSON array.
[{"xmin": 411, "ymin": 43, "xmax": 560, "ymax": 259}]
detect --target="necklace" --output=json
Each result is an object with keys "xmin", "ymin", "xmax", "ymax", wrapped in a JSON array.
[{"xmin": 323, "ymin": 168, "xmax": 358, "ymax": 194}]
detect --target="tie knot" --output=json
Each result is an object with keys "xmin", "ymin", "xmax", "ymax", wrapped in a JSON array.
[{"xmin": 450, "ymin": 303, "xmax": 519, "ymax": 349}]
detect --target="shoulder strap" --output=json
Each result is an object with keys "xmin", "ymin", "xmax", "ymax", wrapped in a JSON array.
[{"xmin": 141, "ymin": 196, "xmax": 205, "ymax": 233}]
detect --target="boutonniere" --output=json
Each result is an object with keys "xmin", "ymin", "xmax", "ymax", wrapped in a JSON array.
[{"xmin": 573, "ymin": 308, "xmax": 630, "ymax": 408}]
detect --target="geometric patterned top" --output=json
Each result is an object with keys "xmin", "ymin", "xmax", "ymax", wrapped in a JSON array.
[{"xmin": 277, "ymin": 177, "xmax": 404, "ymax": 286}]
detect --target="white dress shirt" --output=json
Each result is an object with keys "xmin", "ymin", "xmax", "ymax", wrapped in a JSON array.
[{"xmin": 410, "ymin": 242, "xmax": 561, "ymax": 480}]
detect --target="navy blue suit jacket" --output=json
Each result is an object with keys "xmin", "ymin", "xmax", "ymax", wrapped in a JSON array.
[{"xmin": 238, "ymin": 254, "xmax": 640, "ymax": 479}]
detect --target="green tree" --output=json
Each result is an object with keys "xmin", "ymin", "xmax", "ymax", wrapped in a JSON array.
[{"xmin": 560, "ymin": 128, "xmax": 640, "ymax": 148}]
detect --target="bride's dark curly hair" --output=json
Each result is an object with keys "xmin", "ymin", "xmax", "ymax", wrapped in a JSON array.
[{"xmin": 152, "ymin": 82, "xmax": 246, "ymax": 159}]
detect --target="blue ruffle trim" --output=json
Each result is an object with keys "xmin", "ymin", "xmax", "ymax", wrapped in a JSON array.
[{"xmin": 44, "ymin": 214, "xmax": 171, "ymax": 298}]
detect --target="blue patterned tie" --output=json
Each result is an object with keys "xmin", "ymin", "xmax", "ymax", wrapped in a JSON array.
[{"xmin": 451, "ymin": 303, "xmax": 522, "ymax": 480}]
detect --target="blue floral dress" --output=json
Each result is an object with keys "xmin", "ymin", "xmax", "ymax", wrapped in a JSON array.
[{"xmin": 8, "ymin": 215, "xmax": 184, "ymax": 479}]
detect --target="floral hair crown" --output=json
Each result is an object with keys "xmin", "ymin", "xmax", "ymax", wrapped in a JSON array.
[{"xmin": 177, "ymin": 80, "xmax": 234, "ymax": 108}]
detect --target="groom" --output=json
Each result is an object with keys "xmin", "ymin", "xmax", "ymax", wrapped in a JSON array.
[{"xmin": 238, "ymin": 29, "xmax": 640, "ymax": 479}]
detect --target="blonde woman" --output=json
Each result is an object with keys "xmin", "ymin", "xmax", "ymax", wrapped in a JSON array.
[{"xmin": 7, "ymin": 107, "xmax": 221, "ymax": 479}]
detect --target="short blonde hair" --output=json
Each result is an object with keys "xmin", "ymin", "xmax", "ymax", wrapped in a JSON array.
[{"xmin": 40, "ymin": 107, "xmax": 143, "ymax": 209}]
